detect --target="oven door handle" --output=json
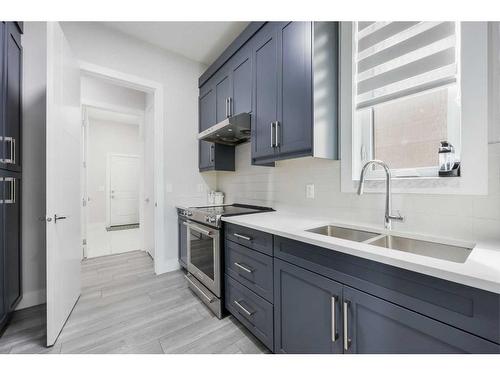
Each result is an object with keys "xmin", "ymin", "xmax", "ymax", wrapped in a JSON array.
[{"xmin": 183, "ymin": 221, "xmax": 213, "ymax": 237}]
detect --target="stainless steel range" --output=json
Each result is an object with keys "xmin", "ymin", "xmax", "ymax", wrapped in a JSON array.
[{"xmin": 178, "ymin": 204, "xmax": 273, "ymax": 318}]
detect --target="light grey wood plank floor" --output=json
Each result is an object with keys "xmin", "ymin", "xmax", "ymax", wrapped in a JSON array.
[{"xmin": 0, "ymin": 250, "xmax": 268, "ymax": 354}]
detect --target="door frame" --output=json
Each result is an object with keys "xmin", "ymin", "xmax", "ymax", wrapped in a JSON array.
[
  {"xmin": 79, "ymin": 62, "xmax": 165, "ymax": 275},
  {"xmin": 105, "ymin": 153, "xmax": 140, "ymax": 228}
]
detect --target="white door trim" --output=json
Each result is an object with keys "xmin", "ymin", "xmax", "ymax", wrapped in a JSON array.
[
  {"xmin": 106, "ymin": 153, "xmax": 140, "ymax": 228},
  {"xmin": 79, "ymin": 61, "xmax": 165, "ymax": 275}
]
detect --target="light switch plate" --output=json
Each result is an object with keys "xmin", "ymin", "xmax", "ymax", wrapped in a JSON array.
[{"xmin": 306, "ymin": 184, "xmax": 315, "ymax": 199}]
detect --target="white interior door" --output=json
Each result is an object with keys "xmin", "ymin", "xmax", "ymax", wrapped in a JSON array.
[
  {"xmin": 46, "ymin": 22, "xmax": 82, "ymax": 347},
  {"xmin": 107, "ymin": 154, "xmax": 140, "ymax": 227}
]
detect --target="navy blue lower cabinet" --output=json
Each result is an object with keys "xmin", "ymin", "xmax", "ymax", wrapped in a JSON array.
[
  {"xmin": 274, "ymin": 258, "xmax": 343, "ymax": 354},
  {"xmin": 343, "ymin": 286, "xmax": 500, "ymax": 354}
]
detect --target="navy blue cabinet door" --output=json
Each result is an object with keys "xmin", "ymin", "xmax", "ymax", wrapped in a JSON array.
[
  {"xmin": 252, "ymin": 23, "xmax": 278, "ymax": 161},
  {"xmin": 343, "ymin": 286, "xmax": 499, "ymax": 354},
  {"xmin": 199, "ymin": 85, "xmax": 216, "ymax": 170},
  {"xmin": 277, "ymin": 22, "xmax": 312, "ymax": 158},
  {"xmin": 0, "ymin": 173, "xmax": 5, "ymax": 328},
  {"xmin": 274, "ymin": 259, "xmax": 344, "ymax": 354},
  {"xmin": 0, "ymin": 22, "xmax": 4, "ymax": 169},
  {"xmin": 230, "ymin": 45, "xmax": 252, "ymax": 116},
  {"xmin": 215, "ymin": 70, "xmax": 231, "ymax": 122},
  {"xmin": 3, "ymin": 23, "xmax": 22, "ymax": 172},
  {"xmin": 3, "ymin": 174, "xmax": 21, "ymax": 310}
]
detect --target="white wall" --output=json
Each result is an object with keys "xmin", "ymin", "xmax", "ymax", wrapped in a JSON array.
[
  {"xmin": 61, "ymin": 22, "xmax": 217, "ymax": 273},
  {"xmin": 18, "ymin": 22, "xmax": 47, "ymax": 309},
  {"xmin": 81, "ymin": 74, "xmax": 145, "ymax": 112}
]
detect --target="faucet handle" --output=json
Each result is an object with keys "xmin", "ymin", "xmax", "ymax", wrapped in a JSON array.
[{"xmin": 391, "ymin": 211, "xmax": 405, "ymax": 222}]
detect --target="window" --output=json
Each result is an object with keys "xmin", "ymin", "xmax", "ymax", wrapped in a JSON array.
[{"xmin": 352, "ymin": 22, "xmax": 461, "ymax": 179}]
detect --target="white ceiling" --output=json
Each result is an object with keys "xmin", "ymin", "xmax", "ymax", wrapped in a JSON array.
[{"xmin": 102, "ymin": 22, "xmax": 250, "ymax": 66}]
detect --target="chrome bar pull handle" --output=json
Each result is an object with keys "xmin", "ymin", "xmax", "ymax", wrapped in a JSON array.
[
  {"xmin": 234, "ymin": 262, "xmax": 253, "ymax": 273},
  {"xmin": 228, "ymin": 97, "xmax": 232, "ymax": 117},
  {"xmin": 343, "ymin": 300, "xmax": 351, "ymax": 351},
  {"xmin": 331, "ymin": 296, "xmax": 338, "ymax": 342},
  {"xmin": 275, "ymin": 121, "xmax": 280, "ymax": 147},
  {"xmin": 11, "ymin": 137, "xmax": 16, "ymax": 165},
  {"xmin": 234, "ymin": 300, "xmax": 254, "ymax": 317},
  {"xmin": 0, "ymin": 136, "xmax": 15, "ymax": 164},
  {"xmin": 233, "ymin": 233, "xmax": 252, "ymax": 241},
  {"xmin": 270, "ymin": 122, "xmax": 276, "ymax": 148},
  {"xmin": 3, "ymin": 177, "xmax": 16, "ymax": 204}
]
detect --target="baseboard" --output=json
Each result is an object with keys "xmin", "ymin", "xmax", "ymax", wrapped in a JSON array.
[{"xmin": 15, "ymin": 289, "xmax": 46, "ymax": 310}]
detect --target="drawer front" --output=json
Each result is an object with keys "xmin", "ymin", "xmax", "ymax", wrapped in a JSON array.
[
  {"xmin": 274, "ymin": 235, "xmax": 500, "ymax": 344},
  {"xmin": 225, "ymin": 275, "xmax": 274, "ymax": 350},
  {"xmin": 225, "ymin": 223, "xmax": 273, "ymax": 256},
  {"xmin": 225, "ymin": 240, "xmax": 273, "ymax": 302}
]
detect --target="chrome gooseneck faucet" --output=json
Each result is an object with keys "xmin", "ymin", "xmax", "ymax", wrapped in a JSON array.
[{"xmin": 357, "ymin": 160, "xmax": 404, "ymax": 230}]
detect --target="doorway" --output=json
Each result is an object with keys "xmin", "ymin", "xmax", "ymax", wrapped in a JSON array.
[{"xmin": 82, "ymin": 104, "xmax": 146, "ymax": 258}]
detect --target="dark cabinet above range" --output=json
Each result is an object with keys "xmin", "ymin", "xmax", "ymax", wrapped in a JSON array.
[{"xmin": 197, "ymin": 22, "xmax": 340, "ymax": 172}]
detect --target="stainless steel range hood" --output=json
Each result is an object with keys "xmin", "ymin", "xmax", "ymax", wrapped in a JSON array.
[{"xmin": 198, "ymin": 112, "xmax": 251, "ymax": 146}]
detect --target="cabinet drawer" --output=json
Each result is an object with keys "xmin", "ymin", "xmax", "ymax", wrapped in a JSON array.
[
  {"xmin": 225, "ymin": 240, "xmax": 273, "ymax": 302},
  {"xmin": 225, "ymin": 275, "xmax": 274, "ymax": 350},
  {"xmin": 225, "ymin": 223, "xmax": 273, "ymax": 256}
]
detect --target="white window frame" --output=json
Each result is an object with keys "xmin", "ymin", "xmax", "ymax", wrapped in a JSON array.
[{"xmin": 340, "ymin": 22, "xmax": 489, "ymax": 195}]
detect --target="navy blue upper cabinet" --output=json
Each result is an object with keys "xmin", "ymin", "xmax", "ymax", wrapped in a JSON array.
[
  {"xmin": 199, "ymin": 84, "xmax": 216, "ymax": 170},
  {"xmin": 252, "ymin": 23, "xmax": 279, "ymax": 161},
  {"xmin": 274, "ymin": 259, "xmax": 343, "ymax": 354},
  {"xmin": 277, "ymin": 22, "xmax": 313, "ymax": 158},
  {"xmin": 252, "ymin": 22, "xmax": 315, "ymax": 164},
  {"xmin": 1, "ymin": 22, "xmax": 22, "ymax": 172},
  {"xmin": 215, "ymin": 68, "xmax": 231, "ymax": 122},
  {"xmin": 230, "ymin": 45, "xmax": 253, "ymax": 116},
  {"xmin": 343, "ymin": 286, "xmax": 499, "ymax": 354}
]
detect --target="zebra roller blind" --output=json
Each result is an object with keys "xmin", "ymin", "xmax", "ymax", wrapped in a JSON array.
[{"xmin": 354, "ymin": 22, "xmax": 459, "ymax": 110}]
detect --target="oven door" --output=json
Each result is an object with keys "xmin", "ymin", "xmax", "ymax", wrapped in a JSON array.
[{"xmin": 185, "ymin": 221, "xmax": 221, "ymax": 297}]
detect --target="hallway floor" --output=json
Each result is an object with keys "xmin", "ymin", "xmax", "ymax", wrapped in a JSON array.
[{"xmin": 0, "ymin": 251, "xmax": 268, "ymax": 354}]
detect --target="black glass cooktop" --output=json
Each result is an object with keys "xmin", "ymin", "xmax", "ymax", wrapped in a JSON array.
[{"xmin": 192, "ymin": 204, "xmax": 273, "ymax": 217}]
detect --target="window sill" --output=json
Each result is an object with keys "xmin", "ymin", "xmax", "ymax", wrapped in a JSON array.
[{"xmin": 345, "ymin": 174, "xmax": 486, "ymax": 195}]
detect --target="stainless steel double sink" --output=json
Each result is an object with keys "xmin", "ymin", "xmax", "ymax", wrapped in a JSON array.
[{"xmin": 306, "ymin": 225, "xmax": 472, "ymax": 263}]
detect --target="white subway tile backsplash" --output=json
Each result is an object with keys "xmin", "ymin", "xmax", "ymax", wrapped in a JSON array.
[{"xmin": 216, "ymin": 143, "xmax": 500, "ymax": 242}]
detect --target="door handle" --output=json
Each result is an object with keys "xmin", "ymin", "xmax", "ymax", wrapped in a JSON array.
[
  {"xmin": 54, "ymin": 214, "xmax": 68, "ymax": 223},
  {"xmin": 209, "ymin": 144, "xmax": 214, "ymax": 163},
  {"xmin": 331, "ymin": 296, "xmax": 338, "ymax": 342},
  {"xmin": 228, "ymin": 97, "xmax": 232, "ymax": 117},
  {"xmin": 343, "ymin": 300, "xmax": 351, "ymax": 351}
]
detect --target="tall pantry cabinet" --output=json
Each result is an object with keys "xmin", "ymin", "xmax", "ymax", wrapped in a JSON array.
[{"xmin": 0, "ymin": 21, "xmax": 23, "ymax": 334}]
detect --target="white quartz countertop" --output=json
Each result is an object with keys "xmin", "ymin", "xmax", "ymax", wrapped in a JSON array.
[{"xmin": 222, "ymin": 211, "xmax": 500, "ymax": 294}]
